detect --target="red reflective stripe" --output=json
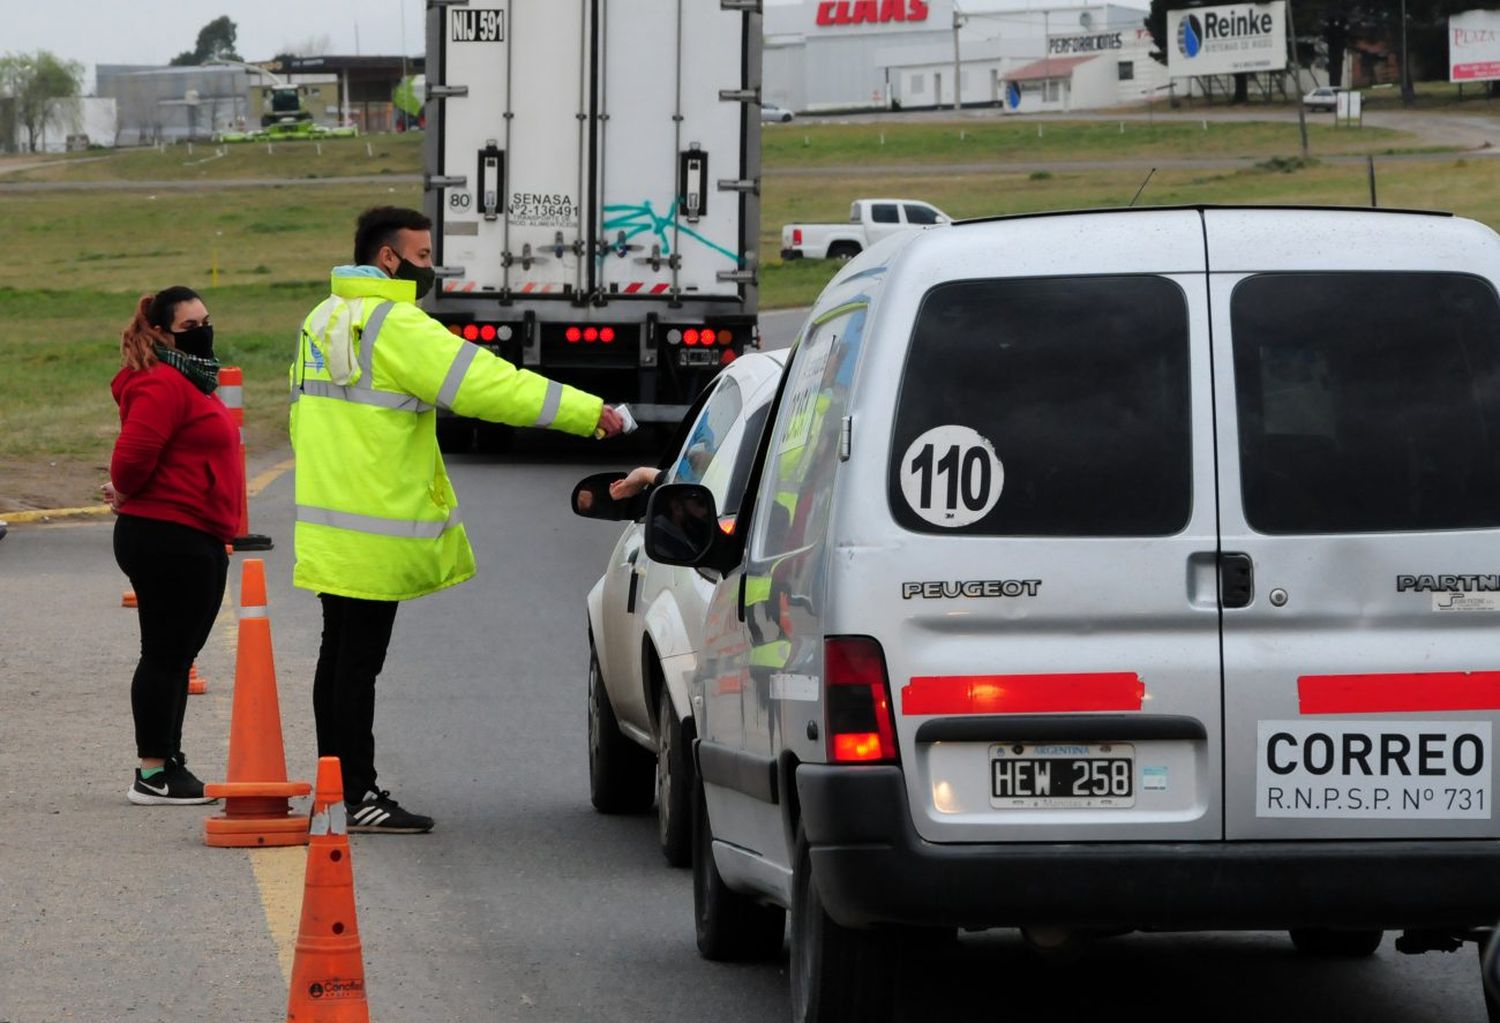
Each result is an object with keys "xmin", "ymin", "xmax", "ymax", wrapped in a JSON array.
[
  {"xmin": 624, "ymin": 282, "xmax": 644, "ymax": 294},
  {"xmin": 651, "ymin": 283, "xmax": 670, "ymax": 294},
  {"xmin": 901, "ymin": 673, "xmax": 1144, "ymax": 715},
  {"xmin": 1298, "ymin": 672, "xmax": 1500, "ymax": 714}
]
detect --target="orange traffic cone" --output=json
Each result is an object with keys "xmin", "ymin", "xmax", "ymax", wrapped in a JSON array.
[
  {"xmin": 188, "ymin": 663, "xmax": 207, "ymax": 696},
  {"xmin": 203, "ymin": 558, "xmax": 310, "ymax": 847},
  {"xmin": 122, "ymin": 589, "xmax": 137, "ymax": 608},
  {"xmin": 287, "ymin": 756, "xmax": 370, "ymax": 1022}
]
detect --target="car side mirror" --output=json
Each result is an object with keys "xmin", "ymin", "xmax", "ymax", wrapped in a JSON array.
[
  {"xmin": 644, "ymin": 483, "xmax": 723, "ymax": 568},
  {"xmin": 571, "ymin": 471, "xmax": 637, "ymax": 521}
]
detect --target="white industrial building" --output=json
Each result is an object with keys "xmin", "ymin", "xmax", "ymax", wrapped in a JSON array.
[{"xmin": 764, "ymin": 0, "xmax": 1164, "ymax": 113}]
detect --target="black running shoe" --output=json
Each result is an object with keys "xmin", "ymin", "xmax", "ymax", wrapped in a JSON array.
[
  {"xmin": 169, "ymin": 753, "xmax": 209, "ymax": 792},
  {"xmin": 346, "ymin": 789, "xmax": 434, "ymax": 834},
  {"xmin": 127, "ymin": 763, "xmax": 215, "ymax": 806}
]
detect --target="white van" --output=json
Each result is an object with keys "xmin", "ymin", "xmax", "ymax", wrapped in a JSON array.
[{"xmin": 642, "ymin": 207, "xmax": 1500, "ymax": 1022}]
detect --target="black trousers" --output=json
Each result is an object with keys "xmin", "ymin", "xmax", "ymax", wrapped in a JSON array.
[
  {"xmin": 113, "ymin": 514, "xmax": 229, "ymax": 760},
  {"xmin": 313, "ymin": 593, "xmax": 399, "ymax": 801}
]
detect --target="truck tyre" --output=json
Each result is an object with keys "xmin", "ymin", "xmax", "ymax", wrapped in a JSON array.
[
  {"xmin": 791, "ymin": 840, "xmax": 894, "ymax": 1023},
  {"xmin": 436, "ymin": 417, "xmax": 473, "ymax": 454},
  {"xmin": 475, "ymin": 422, "xmax": 515, "ymax": 455},
  {"xmin": 657, "ymin": 692, "xmax": 693, "ymax": 868},
  {"xmin": 826, "ymin": 242, "xmax": 862, "ymax": 263},
  {"xmin": 588, "ymin": 648, "xmax": 655, "ymax": 814},
  {"xmin": 694, "ymin": 782, "xmax": 786, "ymax": 961},
  {"xmin": 1288, "ymin": 928, "xmax": 1383, "ymax": 957}
]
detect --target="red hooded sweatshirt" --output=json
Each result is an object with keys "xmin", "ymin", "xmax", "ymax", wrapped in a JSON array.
[{"xmin": 110, "ymin": 363, "xmax": 244, "ymax": 543}]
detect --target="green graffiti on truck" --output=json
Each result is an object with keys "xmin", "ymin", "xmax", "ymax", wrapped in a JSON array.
[{"xmin": 601, "ymin": 200, "xmax": 739, "ymax": 264}]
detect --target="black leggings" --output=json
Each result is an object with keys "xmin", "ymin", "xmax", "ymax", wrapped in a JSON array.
[{"xmin": 113, "ymin": 514, "xmax": 229, "ymax": 760}]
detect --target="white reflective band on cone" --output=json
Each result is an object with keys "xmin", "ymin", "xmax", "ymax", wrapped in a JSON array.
[
  {"xmin": 218, "ymin": 385, "xmax": 244, "ymax": 408},
  {"xmin": 309, "ymin": 802, "xmax": 348, "ymax": 836},
  {"xmin": 240, "ymin": 606, "xmax": 269, "ymax": 619}
]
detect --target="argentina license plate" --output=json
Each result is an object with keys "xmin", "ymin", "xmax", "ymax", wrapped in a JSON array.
[{"xmin": 989, "ymin": 742, "xmax": 1135, "ymax": 808}]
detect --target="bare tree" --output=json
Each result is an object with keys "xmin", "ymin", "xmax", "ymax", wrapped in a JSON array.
[{"xmin": 0, "ymin": 51, "xmax": 83, "ymax": 153}]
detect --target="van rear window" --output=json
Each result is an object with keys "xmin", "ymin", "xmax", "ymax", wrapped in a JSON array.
[
  {"xmin": 1232, "ymin": 272, "xmax": 1500, "ymax": 534},
  {"xmin": 889, "ymin": 276, "xmax": 1192, "ymax": 536}
]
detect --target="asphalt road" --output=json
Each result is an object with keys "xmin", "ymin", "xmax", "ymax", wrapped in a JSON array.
[{"xmin": 1, "ymin": 306, "xmax": 1494, "ymax": 1021}]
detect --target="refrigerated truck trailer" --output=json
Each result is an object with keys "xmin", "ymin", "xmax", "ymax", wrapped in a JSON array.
[{"xmin": 422, "ymin": 0, "xmax": 763, "ymax": 450}]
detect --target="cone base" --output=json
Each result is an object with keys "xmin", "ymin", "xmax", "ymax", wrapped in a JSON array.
[
  {"xmin": 204, "ymin": 813, "xmax": 310, "ymax": 848},
  {"xmin": 188, "ymin": 680, "xmax": 207, "ymax": 695}
]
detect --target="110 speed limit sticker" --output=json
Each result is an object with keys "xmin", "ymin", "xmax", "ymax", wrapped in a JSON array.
[{"xmin": 899, "ymin": 426, "xmax": 1004, "ymax": 528}]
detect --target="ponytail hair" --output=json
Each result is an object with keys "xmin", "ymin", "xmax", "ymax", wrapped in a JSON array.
[{"xmin": 121, "ymin": 285, "xmax": 200, "ymax": 370}]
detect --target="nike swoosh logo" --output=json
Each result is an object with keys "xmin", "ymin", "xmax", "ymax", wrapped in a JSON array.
[{"xmin": 139, "ymin": 778, "xmax": 170, "ymax": 795}]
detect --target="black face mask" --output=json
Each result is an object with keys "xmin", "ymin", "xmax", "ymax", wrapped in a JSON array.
[
  {"xmin": 394, "ymin": 257, "xmax": 436, "ymax": 301},
  {"xmin": 171, "ymin": 324, "xmax": 215, "ymax": 359}
]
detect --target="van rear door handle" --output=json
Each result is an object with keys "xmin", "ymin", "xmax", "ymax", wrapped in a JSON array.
[{"xmin": 1220, "ymin": 553, "xmax": 1254, "ymax": 609}]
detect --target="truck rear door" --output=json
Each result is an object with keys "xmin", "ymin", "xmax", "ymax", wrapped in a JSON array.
[
  {"xmin": 595, "ymin": 0, "xmax": 750, "ymax": 301},
  {"xmin": 1206, "ymin": 210, "xmax": 1500, "ymax": 841},
  {"xmin": 431, "ymin": 1, "xmax": 589, "ymax": 299}
]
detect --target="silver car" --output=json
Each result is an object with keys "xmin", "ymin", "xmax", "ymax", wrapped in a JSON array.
[
  {"xmin": 645, "ymin": 207, "xmax": 1500, "ymax": 1021},
  {"xmin": 573, "ymin": 349, "xmax": 787, "ymax": 866}
]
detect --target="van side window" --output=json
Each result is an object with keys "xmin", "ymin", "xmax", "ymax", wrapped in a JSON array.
[
  {"xmin": 1231, "ymin": 272, "xmax": 1500, "ymax": 534},
  {"xmin": 889, "ymin": 276, "xmax": 1192, "ymax": 536},
  {"xmin": 751, "ymin": 307, "xmax": 868, "ymax": 560}
]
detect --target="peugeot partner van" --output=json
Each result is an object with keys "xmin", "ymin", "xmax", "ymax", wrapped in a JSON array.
[{"xmin": 644, "ymin": 206, "xmax": 1500, "ymax": 1022}]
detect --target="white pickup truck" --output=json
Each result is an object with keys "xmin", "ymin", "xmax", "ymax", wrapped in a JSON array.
[{"xmin": 780, "ymin": 198, "xmax": 950, "ymax": 261}]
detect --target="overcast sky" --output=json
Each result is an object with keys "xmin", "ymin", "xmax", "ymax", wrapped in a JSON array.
[{"xmin": 1, "ymin": 0, "xmax": 428, "ymax": 88}]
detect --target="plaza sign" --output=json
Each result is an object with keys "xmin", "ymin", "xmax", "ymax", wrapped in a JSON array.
[
  {"xmin": 1450, "ymin": 9, "xmax": 1500, "ymax": 82},
  {"xmin": 1166, "ymin": 2, "xmax": 1288, "ymax": 77}
]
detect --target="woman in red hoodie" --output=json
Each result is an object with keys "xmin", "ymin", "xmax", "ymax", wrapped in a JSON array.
[{"xmin": 108, "ymin": 286, "xmax": 243, "ymax": 805}]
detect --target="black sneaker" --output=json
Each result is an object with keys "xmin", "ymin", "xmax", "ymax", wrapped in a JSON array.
[
  {"xmin": 127, "ymin": 763, "xmax": 215, "ymax": 806},
  {"xmin": 346, "ymin": 789, "xmax": 434, "ymax": 834},
  {"xmin": 169, "ymin": 753, "xmax": 209, "ymax": 792}
]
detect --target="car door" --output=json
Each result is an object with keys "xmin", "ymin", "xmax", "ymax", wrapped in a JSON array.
[
  {"xmin": 1206, "ymin": 211, "xmax": 1500, "ymax": 841},
  {"xmin": 866, "ymin": 203, "xmax": 902, "ymax": 246},
  {"xmin": 598, "ymin": 380, "xmax": 720, "ymax": 736}
]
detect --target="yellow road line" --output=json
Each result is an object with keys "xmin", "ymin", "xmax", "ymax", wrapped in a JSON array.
[
  {"xmin": 248, "ymin": 457, "xmax": 296, "ymax": 498},
  {"xmin": 4, "ymin": 504, "xmax": 110, "ymax": 524},
  {"xmin": 250, "ymin": 847, "xmax": 307, "ymax": 985}
]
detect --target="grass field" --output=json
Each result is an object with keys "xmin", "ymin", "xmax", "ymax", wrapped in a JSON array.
[{"xmin": 0, "ymin": 113, "xmax": 1494, "ymax": 510}]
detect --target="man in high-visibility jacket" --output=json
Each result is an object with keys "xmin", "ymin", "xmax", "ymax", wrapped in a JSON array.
[{"xmin": 290, "ymin": 206, "xmax": 624, "ymax": 833}]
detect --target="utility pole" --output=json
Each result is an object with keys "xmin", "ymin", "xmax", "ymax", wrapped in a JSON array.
[
  {"xmin": 1286, "ymin": 0, "xmax": 1309, "ymax": 158},
  {"xmin": 953, "ymin": 5, "xmax": 963, "ymax": 112},
  {"xmin": 1400, "ymin": 0, "xmax": 1414, "ymax": 105}
]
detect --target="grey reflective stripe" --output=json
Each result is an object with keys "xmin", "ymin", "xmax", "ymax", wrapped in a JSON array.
[
  {"xmin": 241, "ymin": 606, "xmax": 269, "ymax": 619},
  {"xmin": 437, "ymin": 343, "xmax": 479, "ymax": 410},
  {"xmin": 218, "ymin": 385, "xmax": 243, "ymax": 409},
  {"xmin": 534, "ymin": 380, "xmax": 564, "ymax": 428},
  {"xmin": 358, "ymin": 301, "xmax": 395, "ymax": 385},
  {"xmin": 310, "ymin": 803, "xmax": 348, "ymax": 836},
  {"xmin": 298, "ymin": 504, "xmax": 462, "ymax": 539},
  {"xmin": 298, "ymin": 379, "xmax": 434, "ymax": 413}
]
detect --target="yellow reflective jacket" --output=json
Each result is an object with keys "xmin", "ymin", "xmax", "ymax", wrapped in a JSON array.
[{"xmin": 290, "ymin": 268, "xmax": 604, "ymax": 601}]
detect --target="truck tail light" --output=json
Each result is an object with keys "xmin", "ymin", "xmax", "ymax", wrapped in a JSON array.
[
  {"xmin": 566, "ymin": 327, "xmax": 582, "ymax": 343},
  {"xmin": 684, "ymin": 329, "xmax": 701, "ymax": 346},
  {"xmin": 825, "ymin": 637, "xmax": 898, "ymax": 764},
  {"xmin": 601, "ymin": 327, "xmax": 616, "ymax": 343},
  {"xmin": 461, "ymin": 324, "xmax": 480, "ymax": 341},
  {"xmin": 479, "ymin": 324, "xmax": 497, "ymax": 342}
]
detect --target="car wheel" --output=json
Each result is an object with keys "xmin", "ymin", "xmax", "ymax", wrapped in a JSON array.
[
  {"xmin": 656, "ymin": 692, "xmax": 694, "ymax": 867},
  {"xmin": 1288, "ymin": 928, "xmax": 1383, "ymax": 957},
  {"xmin": 781, "ymin": 113, "xmax": 793, "ymax": 122},
  {"xmin": 693, "ymin": 781, "xmax": 786, "ymax": 960},
  {"xmin": 435, "ymin": 416, "xmax": 473, "ymax": 454},
  {"xmin": 475, "ymin": 422, "xmax": 515, "ymax": 455},
  {"xmin": 587, "ymin": 647, "xmax": 655, "ymax": 814},
  {"xmin": 790, "ymin": 840, "xmax": 894, "ymax": 1023},
  {"xmin": 827, "ymin": 242, "xmax": 861, "ymax": 263}
]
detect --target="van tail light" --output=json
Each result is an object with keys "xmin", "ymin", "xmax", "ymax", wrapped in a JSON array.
[
  {"xmin": 793, "ymin": 228, "xmax": 803, "ymax": 245},
  {"xmin": 825, "ymin": 637, "xmax": 898, "ymax": 764}
]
